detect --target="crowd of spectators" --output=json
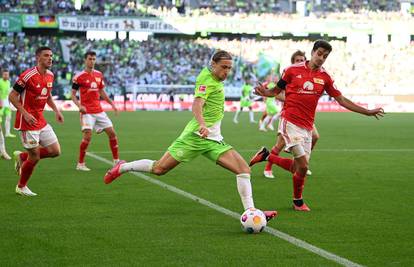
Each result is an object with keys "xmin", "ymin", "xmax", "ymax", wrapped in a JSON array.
[
  {"xmin": 0, "ymin": 33, "xmax": 412, "ymax": 98},
  {"xmin": 1, "ymin": 0, "xmax": 409, "ymax": 18}
]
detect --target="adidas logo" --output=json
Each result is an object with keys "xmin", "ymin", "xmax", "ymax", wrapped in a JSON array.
[{"xmin": 296, "ymin": 75, "xmax": 302, "ymax": 79}]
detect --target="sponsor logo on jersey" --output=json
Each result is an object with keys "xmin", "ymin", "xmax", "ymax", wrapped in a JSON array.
[
  {"xmin": 303, "ymin": 81, "xmax": 314, "ymax": 91},
  {"xmin": 90, "ymin": 82, "xmax": 98, "ymax": 89},
  {"xmin": 198, "ymin": 85, "xmax": 207, "ymax": 93},
  {"xmin": 41, "ymin": 88, "xmax": 48, "ymax": 95},
  {"xmin": 313, "ymin": 78, "xmax": 324, "ymax": 85}
]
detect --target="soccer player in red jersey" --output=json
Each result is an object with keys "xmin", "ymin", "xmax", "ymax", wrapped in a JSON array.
[
  {"xmin": 71, "ymin": 51, "xmax": 119, "ymax": 171},
  {"xmin": 9, "ymin": 47, "xmax": 64, "ymax": 196},
  {"xmin": 263, "ymin": 50, "xmax": 319, "ymax": 179},
  {"xmin": 250, "ymin": 40, "xmax": 384, "ymax": 211}
]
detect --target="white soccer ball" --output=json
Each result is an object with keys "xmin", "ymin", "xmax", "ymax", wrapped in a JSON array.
[{"xmin": 240, "ymin": 208, "xmax": 267, "ymax": 234}]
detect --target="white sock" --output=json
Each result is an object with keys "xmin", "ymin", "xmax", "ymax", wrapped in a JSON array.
[
  {"xmin": 249, "ymin": 110, "xmax": 254, "ymax": 122},
  {"xmin": 234, "ymin": 110, "xmax": 240, "ymax": 121},
  {"xmin": 0, "ymin": 130, "xmax": 5, "ymax": 153},
  {"xmin": 5, "ymin": 115, "xmax": 11, "ymax": 135},
  {"xmin": 263, "ymin": 115, "xmax": 271, "ymax": 126},
  {"xmin": 120, "ymin": 159, "xmax": 155, "ymax": 173},
  {"xmin": 236, "ymin": 173, "xmax": 254, "ymax": 210}
]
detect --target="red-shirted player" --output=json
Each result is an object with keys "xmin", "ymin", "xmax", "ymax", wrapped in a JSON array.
[
  {"xmin": 71, "ymin": 51, "xmax": 119, "ymax": 171},
  {"xmin": 9, "ymin": 46, "xmax": 64, "ymax": 196},
  {"xmin": 249, "ymin": 40, "xmax": 384, "ymax": 211},
  {"xmin": 263, "ymin": 50, "xmax": 318, "ymax": 179}
]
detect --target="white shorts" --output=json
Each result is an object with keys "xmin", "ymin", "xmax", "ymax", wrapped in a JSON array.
[
  {"xmin": 20, "ymin": 124, "xmax": 58, "ymax": 149},
  {"xmin": 278, "ymin": 118, "xmax": 312, "ymax": 159},
  {"xmin": 81, "ymin": 112, "xmax": 113, "ymax": 133}
]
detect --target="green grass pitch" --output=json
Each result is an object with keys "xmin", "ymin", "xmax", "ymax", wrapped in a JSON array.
[{"xmin": 1, "ymin": 111, "xmax": 413, "ymax": 266}]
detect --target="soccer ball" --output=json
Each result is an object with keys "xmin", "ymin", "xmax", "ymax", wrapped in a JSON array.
[{"xmin": 240, "ymin": 208, "xmax": 267, "ymax": 234}]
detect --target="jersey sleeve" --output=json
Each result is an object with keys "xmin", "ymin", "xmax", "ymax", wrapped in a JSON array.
[
  {"xmin": 72, "ymin": 73, "xmax": 80, "ymax": 90},
  {"xmin": 13, "ymin": 73, "xmax": 27, "ymax": 93},
  {"xmin": 277, "ymin": 67, "xmax": 293, "ymax": 90},
  {"xmin": 99, "ymin": 76, "xmax": 105, "ymax": 90},
  {"xmin": 324, "ymin": 74, "xmax": 342, "ymax": 97}
]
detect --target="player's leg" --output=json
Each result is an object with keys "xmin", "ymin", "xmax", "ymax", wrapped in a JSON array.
[
  {"xmin": 264, "ymin": 134, "xmax": 286, "ymax": 178},
  {"xmin": 0, "ymin": 127, "xmax": 10, "ymax": 160},
  {"xmin": 77, "ymin": 113, "xmax": 95, "ymax": 170},
  {"xmin": 216, "ymin": 149, "xmax": 277, "ymax": 220},
  {"xmin": 290, "ymin": 146, "xmax": 311, "ymax": 211},
  {"xmin": 77, "ymin": 129, "xmax": 92, "ymax": 171},
  {"xmin": 233, "ymin": 107, "xmax": 242, "ymax": 123},
  {"xmin": 311, "ymin": 125, "xmax": 320, "ymax": 151},
  {"xmin": 248, "ymin": 106, "xmax": 256, "ymax": 123},
  {"xmin": 103, "ymin": 126, "xmax": 120, "ymax": 164},
  {"xmin": 95, "ymin": 112, "xmax": 119, "ymax": 164},
  {"xmin": 5, "ymin": 108, "xmax": 15, "ymax": 137},
  {"xmin": 104, "ymin": 135, "xmax": 197, "ymax": 184},
  {"xmin": 15, "ymin": 130, "xmax": 42, "ymax": 196},
  {"xmin": 104, "ymin": 151, "xmax": 180, "ymax": 184}
]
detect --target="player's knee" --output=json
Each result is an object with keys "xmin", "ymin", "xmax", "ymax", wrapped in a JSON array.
[
  {"xmin": 49, "ymin": 148, "xmax": 61, "ymax": 158},
  {"xmin": 152, "ymin": 165, "xmax": 168, "ymax": 176},
  {"xmin": 312, "ymin": 133, "xmax": 320, "ymax": 142},
  {"xmin": 296, "ymin": 163, "xmax": 308, "ymax": 176}
]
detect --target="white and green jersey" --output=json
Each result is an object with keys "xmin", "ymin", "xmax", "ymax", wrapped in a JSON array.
[{"xmin": 180, "ymin": 67, "xmax": 225, "ymax": 141}]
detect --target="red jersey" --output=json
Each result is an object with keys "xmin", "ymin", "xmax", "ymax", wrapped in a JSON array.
[
  {"xmin": 72, "ymin": 70, "xmax": 105, "ymax": 114},
  {"xmin": 13, "ymin": 66, "xmax": 54, "ymax": 131},
  {"xmin": 278, "ymin": 61, "xmax": 342, "ymax": 130}
]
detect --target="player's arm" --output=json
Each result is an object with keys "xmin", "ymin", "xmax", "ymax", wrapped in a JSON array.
[
  {"xmin": 334, "ymin": 95, "xmax": 384, "ymax": 119},
  {"xmin": 254, "ymin": 82, "xmax": 282, "ymax": 97},
  {"xmin": 99, "ymin": 90, "xmax": 118, "ymax": 114},
  {"xmin": 9, "ymin": 89, "xmax": 37, "ymax": 125},
  {"xmin": 192, "ymin": 97, "xmax": 209, "ymax": 138},
  {"xmin": 71, "ymin": 81, "xmax": 87, "ymax": 113},
  {"xmin": 274, "ymin": 91, "xmax": 285, "ymax": 102},
  {"xmin": 47, "ymin": 94, "xmax": 64, "ymax": 123}
]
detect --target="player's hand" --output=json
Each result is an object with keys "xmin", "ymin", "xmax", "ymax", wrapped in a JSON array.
[
  {"xmin": 113, "ymin": 105, "xmax": 119, "ymax": 116},
  {"xmin": 254, "ymin": 82, "xmax": 273, "ymax": 97},
  {"xmin": 79, "ymin": 106, "xmax": 87, "ymax": 114},
  {"xmin": 23, "ymin": 112, "xmax": 37, "ymax": 125},
  {"xmin": 56, "ymin": 111, "xmax": 64, "ymax": 123},
  {"xmin": 367, "ymin": 107, "xmax": 385, "ymax": 120},
  {"xmin": 198, "ymin": 124, "xmax": 210, "ymax": 138}
]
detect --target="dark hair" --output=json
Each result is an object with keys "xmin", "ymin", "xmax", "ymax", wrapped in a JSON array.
[
  {"xmin": 211, "ymin": 50, "xmax": 232, "ymax": 63},
  {"xmin": 35, "ymin": 46, "xmax": 52, "ymax": 56},
  {"xmin": 312, "ymin": 40, "xmax": 332, "ymax": 53},
  {"xmin": 2, "ymin": 69, "xmax": 9, "ymax": 73},
  {"xmin": 84, "ymin": 51, "xmax": 97, "ymax": 59},
  {"xmin": 290, "ymin": 50, "xmax": 306, "ymax": 64}
]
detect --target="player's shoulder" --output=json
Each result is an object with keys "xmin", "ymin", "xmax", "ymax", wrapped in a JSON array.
[
  {"xmin": 286, "ymin": 61, "xmax": 306, "ymax": 71},
  {"xmin": 73, "ymin": 70, "xmax": 87, "ymax": 80},
  {"xmin": 319, "ymin": 67, "xmax": 334, "ymax": 80},
  {"xmin": 20, "ymin": 66, "xmax": 38, "ymax": 81},
  {"xmin": 92, "ymin": 69, "xmax": 103, "ymax": 76},
  {"xmin": 46, "ymin": 69, "xmax": 54, "ymax": 77}
]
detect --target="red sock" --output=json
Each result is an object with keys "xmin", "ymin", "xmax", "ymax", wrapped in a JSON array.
[
  {"xmin": 268, "ymin": 154, "xmax": 294, "ymax": 173},
  {"xmin": 109, "ymin": 137, "xmax": 119, "ymax": 160},
  {"xmin": 19, "ymin": 147, "xmax": 50, "ymax": 162},
  {"xmin": 79, "ymin": 139, "xmax": 90, "ymax": 163},
  {"xmin": 18, "ymin": 159, "xmax": 38, "ymax": 188},
  {"xmin": 292, "ymin": 172, "xmax": 306, "ymax": 199},
  {"xmin": 20, "ymin": 152, "xmax": 28, "ymax": 161},
  {"xmin": 265, "ymin": 146, "xmax": 280, "ymax": 171}
]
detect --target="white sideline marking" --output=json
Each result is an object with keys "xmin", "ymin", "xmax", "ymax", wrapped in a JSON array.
[
  {"xmin": 90, "ymin": 148, "xmax": 414, "ymax": 154},
  {"xmin": 88, "ymin": 151, "xmax": 364, "ymax": 267}
]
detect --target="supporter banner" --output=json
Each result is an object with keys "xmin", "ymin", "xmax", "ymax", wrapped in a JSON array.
[
  {"xmin": 58, "ymin": 16, "xmax": 181, "ymax": 33},
  {"xmin": 0, "ymin": 14, "xmax": 22, "ymax": 32},
  {"xmin": 23, "ymin": 14, "xmax": 58, "ymax": 28}
]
